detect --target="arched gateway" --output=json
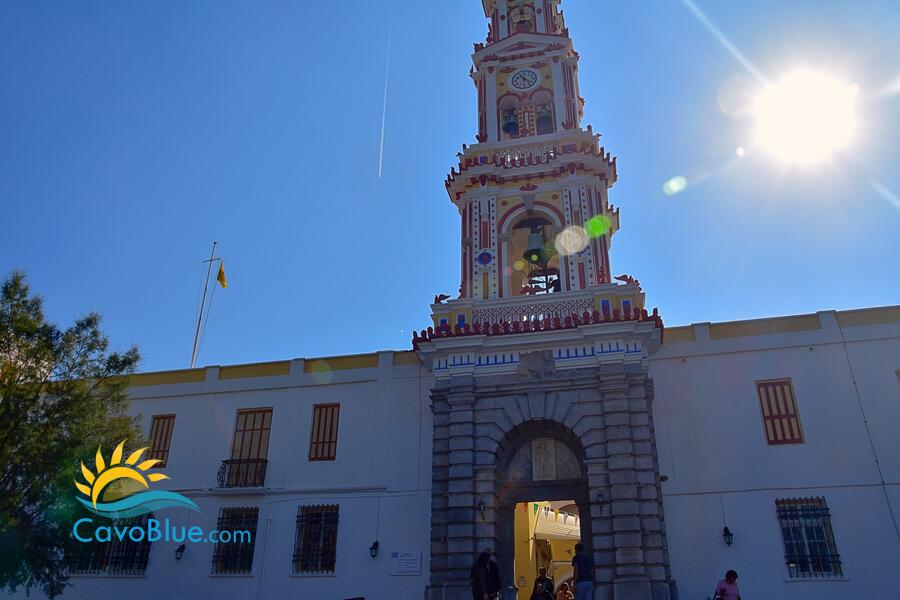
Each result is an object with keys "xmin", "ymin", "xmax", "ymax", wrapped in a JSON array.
[
  {"xmin": 415, "ymin": 2, "xmax": 676, "ymax": 598},
  {"xmin": 493, "ymin": 420, "xmax": 592, "ymax": 589},
  {"xmin": 417, "ymin": 342, "xmax": 675, "ymax": 600}
]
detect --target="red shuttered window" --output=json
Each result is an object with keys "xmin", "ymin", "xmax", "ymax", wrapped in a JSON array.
[
  {"xmin": 147, "ymin": 414, "xmax": 176, "ymax": 467},
  {"xmin": 230, "ymin": 408, "xmax": 273, "ymax": 460},
  {"xmin": 757, "ymin": 379, "xmax": 805, "ymax": 445},
  {"xmin": 309, "ymin": 404, "xmax": 340, "ymax": 461}
]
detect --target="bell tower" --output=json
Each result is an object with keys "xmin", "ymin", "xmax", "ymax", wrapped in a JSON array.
[
  {"xmin": 416, "ymin": 3, "xmax": 675, "ymax": 600},
  {"xmin": 432, "ymin": 0, "xmax": 640, "ymax": 330}
]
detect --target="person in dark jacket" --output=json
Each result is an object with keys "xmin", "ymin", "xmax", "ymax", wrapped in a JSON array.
[
  {"xmin": 470, "ymin": 549, "xmax": 502, "ymax": 600},
  {"xmin": 530, "ymin": 566, "xmax": 555, "ymax": 600}
]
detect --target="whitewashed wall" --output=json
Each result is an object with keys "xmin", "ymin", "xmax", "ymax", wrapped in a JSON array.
[
  {"xmin": 8, "ymin": 310, "xmax": 899, "ymax": 600},
  {"xmin": 45, "ymin": 352, "xmax": 434, "ymax": 600},
  {"xmin": 650, "ymin": 310, "xmax": 900, "ymax": 600}
]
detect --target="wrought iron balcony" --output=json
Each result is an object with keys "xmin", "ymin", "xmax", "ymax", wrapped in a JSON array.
[{"xmin": 217, "ymin": 458, "xmax": 267, "ymax": 488}]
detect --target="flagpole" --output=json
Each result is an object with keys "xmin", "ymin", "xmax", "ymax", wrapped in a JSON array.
[{"xmin": 190, "ymin": 241, "xmax": 217, "ymax": 368}]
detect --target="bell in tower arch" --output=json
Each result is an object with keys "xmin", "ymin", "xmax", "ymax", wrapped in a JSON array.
[
  {"xmin": 516, "ymin": 217, "xmax": 553, "ymax": 265},
  {"xmin": 524, "ymin": 231, "xmax": 547, "ymax": 264}
]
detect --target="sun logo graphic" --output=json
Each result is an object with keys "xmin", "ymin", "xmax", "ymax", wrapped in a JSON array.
[{"xmin": 74, "ymin": 440, "xmax": 199, "ymax": 519}]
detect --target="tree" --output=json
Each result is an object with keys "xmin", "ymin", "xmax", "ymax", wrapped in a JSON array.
[{"xmin": 0, "ymin": 272, "xmax": 141, "ymax": 598}]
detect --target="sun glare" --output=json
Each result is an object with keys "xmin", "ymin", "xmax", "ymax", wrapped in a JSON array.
[{"xmin": 753, "ymin": 69, "xmax": 858, "ymax": 165}]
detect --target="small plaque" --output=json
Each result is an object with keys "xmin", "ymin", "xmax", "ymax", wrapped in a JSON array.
[
  {"xmin": 390, "ymin": 550, "xmax": 421, "ymax": 576},
  {"xmin": 532, "ymin": 438, "xmax": 557, "ymax": 481}
]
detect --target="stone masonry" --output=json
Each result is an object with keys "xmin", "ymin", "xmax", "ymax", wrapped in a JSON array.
[{"xmin": 424, "ymin": 356, "xmax": 675, "ymax": 600}]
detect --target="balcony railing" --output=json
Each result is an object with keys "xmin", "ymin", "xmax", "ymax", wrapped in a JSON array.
[
  {"xmin": 471, "ymin": 289, "xmax": 598, "ymax": 325},
  {"xmin": 217, "ymin": 458, "xmax": 267, "ymax": 488}
]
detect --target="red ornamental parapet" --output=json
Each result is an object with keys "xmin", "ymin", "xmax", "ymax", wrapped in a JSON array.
[{"xmin": 412, "ymin": 308, "xmax": 664, "ymax": 350}]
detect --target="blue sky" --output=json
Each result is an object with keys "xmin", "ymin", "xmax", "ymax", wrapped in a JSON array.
[{"xmin": 2, "ymin": 1, "xmax": 898, "ymax": 373}]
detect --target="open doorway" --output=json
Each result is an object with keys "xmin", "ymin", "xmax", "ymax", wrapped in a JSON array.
[{"xmin": 513, "ymin": 500, "xmax": 581, "ymax": 600}]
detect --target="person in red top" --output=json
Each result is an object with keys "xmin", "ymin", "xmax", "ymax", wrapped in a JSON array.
[{"xmin": 713, "ymin": 569, "xmax": 741, "ymax": 600}]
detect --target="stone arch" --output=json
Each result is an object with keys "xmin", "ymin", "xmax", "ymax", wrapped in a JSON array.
[
  {"xmin": 484, "ymin": 419, "xmax": 595, "ymax": 592},
  {"xmin": 426, "ymin": 368, "xmax": 673, "ymax": 600},
  {"xmin": 496, "ymin": 419, "xmax": 587, "ymax": 479}
]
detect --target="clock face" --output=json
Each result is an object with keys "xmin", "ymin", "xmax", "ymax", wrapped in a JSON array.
[{"xmin": 510, "ymin": 69, "xmax": 539, "ymax": 90}]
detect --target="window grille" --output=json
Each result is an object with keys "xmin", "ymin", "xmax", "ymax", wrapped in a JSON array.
[
  {"xmin": 293, "ymin": 505, "xmax": 339, "ymax": 574},
  {"xmin": 147, "ymin": 414, "xmax": 176, "ymax": 466},
  {"xmin": 210, "ymin": 507, "xmax": 259, "ymax": 575},
  {"xmin": 67, "ymin": 514, "xmax": 152, "ymax": 575},
  {"xmin": 776, "ymin": 497, "xmax": 842, "ymax": 578},
  {"xmin": 309, "ymin": 404, "xmax": 340, "ymax": 461},
  {"xmin": 757, "ymin": 379, "xmax": 804, "ymax": 444}
]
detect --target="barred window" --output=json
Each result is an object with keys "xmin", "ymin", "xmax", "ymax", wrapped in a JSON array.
[
  {"xmin": 147, "ymin": 414, "xmax": 176, "ymax": 466},
  {"xmin": 308, "ymin": 404, "xmax": 340, "ymax": 461},
  {"xmin": 756, "ymin": 379, "xmax": 804, "ymax": 445},
  {"xmin": 776, "ymin": 497, "xmax": 842, "ymax": 578},
  {"xmin": 211, "ymin": 507, "xmax": 259, "ymax": 575},
  {"xmin": 293, "ymin": 505, "xmax": 339, "ymax": 574},
  {"xmin": 67, "ymin": 514, "xmax": 152, "ymax": 575}
]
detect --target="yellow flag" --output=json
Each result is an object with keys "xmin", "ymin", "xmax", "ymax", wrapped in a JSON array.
[{"xmin": 216, "ymin": 261, "xmax": 227, "ymax": 288}]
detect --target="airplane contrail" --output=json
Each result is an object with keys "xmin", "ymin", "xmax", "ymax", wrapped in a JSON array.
[{"xmin": 378, "ymin": 19, "xmax": 393, "ymax": 179}]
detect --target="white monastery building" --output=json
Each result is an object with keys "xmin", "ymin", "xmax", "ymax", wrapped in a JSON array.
[{"xmin": 18, "ymin": 1, "xmax": 899, "ymax": 600}]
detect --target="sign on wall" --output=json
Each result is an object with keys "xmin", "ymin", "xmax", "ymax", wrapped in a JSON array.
[{"xmin": 390, "ymin": 550, "xmax": 422, "ymax": 576}]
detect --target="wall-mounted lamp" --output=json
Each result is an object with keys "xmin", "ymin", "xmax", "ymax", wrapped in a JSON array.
[
  {"xmin": 478, "ymin": 499, "xmax": 486, "ymax": 520},
  {"xmin": 369, "ymin": 541, "xmax": 380, "ymax": 559},
  {"xmin": 175, "ymin": 544, "xmax": 186, "ymax": 561},
  {"xmin": 722, "ymin": 527, "xmax": 734, "ymax": 547}
]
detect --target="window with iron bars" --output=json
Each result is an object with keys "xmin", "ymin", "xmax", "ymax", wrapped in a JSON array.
[
  {"xmin": 293, "ymin": 505, "xmax": 339, "ymax": 574},
  {"xmin": 67, "ymin": 514, "xmax": 152, "ymax": 575},
  {"xmin": 210, "ymin": 507, "xmax": 259, "ymax": 575},
  {"xmin": 776, "ymin": 497, "xmax": 843, "ymax": 578}
]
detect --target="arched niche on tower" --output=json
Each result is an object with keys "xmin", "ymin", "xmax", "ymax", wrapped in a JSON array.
[
  {"xmin": 531, "ymin": 89, "xmax": 556, "ymax": 135},
  {"xmin": 498, "ymin": 88, "xmax": 557, "ymax": 140},
  {"xmin": 499, "ymin": 93, "xmax": 522, "ymax": 140},
  {"xmin": 500, "ymin": 205, "xmax": 566, "ymax": 298}
]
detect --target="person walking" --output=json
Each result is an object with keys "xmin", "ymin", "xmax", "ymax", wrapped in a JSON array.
[
  {"xmin": 530, "ymin": 566, "xmax": 555, "ymax": 600},
  {"xmin": 571, "ymin": 543, "xmax": 593, "ymax": 600},
  {"xmin": 712, "ymin": 569, "xmax": 742, "ymax": 600},
  {"xmin": 470, "ymin": 548, "xmax": 502, "ymax": 600}
]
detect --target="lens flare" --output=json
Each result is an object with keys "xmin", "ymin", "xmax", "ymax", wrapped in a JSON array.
[
  {"xmin": 584, "ymin": 215, "xmax": 611, "ymax": 238},
  {"xmin": 662, "ymin": 176, "xmax": 688, "ymax": 196},
  {"xmin": 555, "ymin": 226, "xmax": 589, "ymax": 256},
  {"xmin": 736, "ymin": 146, "xmax": 746, "ymax": 157},
  {"xmin": 308, "ymin": 360, "xmax": 334, "ymax": 384},
  {"xmin": 513, "ymin": 259, "xmax": 527, "ymax": 271},
  {"xmin": 753, "ymin": 69, "xmax": 858, "ymax": 165}
]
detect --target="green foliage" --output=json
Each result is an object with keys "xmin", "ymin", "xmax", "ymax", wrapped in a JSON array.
[{"xmin": 0, "ymin": 272, "xmax": 141, "ymax": 598}]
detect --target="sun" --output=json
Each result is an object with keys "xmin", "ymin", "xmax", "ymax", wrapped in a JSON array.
[
  {"xmin": 74, "ymin": 440, "xmax": 168, "ymax": 507},
  {"xmin": 753, "ymin": 69, "xmax": 859, "ymax": 165}
]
